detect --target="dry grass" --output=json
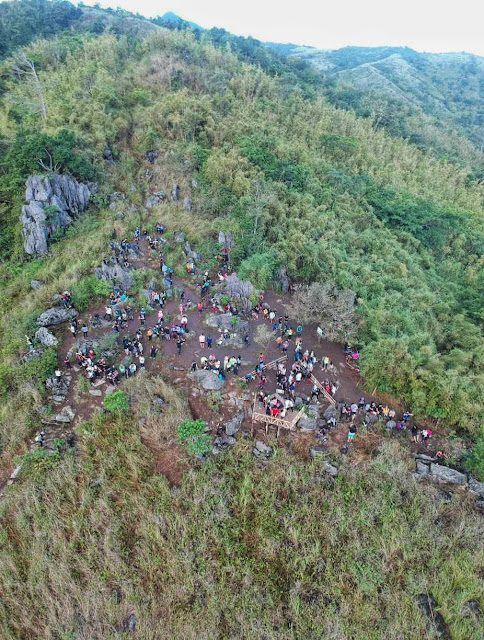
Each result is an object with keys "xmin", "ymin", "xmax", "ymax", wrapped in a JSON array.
[
  {"xmin": 124, "ymin": 373, "xmax": 191, "ymax": 449},
  {"xmin": 0, "ymin": 430, "xmax": 483, "ymax": 639}
]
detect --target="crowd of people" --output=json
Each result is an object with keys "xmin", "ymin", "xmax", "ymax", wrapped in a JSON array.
[{"xmin": 42, "ymin": 218, "xmax": 433, "ymax": 454}]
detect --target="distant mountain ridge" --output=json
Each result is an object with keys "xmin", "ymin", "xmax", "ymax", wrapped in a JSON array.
[{"xmin": 267, "ymin": 44, "xmax": 484, "ymax": 154}]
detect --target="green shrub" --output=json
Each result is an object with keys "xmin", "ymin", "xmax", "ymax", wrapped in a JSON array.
[
  {"xmin": 178, "ymin": 418, "xmax": 211, "ymax": 455},
  {"xmin": 71, "ymin": 276, "xmax": 112, "ymax": 311},
  {"xmin": 238, "ymin": 251, "xmax": 276, "ymax": 290},
  {"xmin": 464, "ymin": 429, "xmax": 484, "ymax": 480},
  {"xmin": 104, "ymin": 390, "xmax": 129, "ymax": 413}
]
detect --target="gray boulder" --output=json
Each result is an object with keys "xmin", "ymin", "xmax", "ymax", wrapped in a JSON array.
[
  {"xmin": 307, "ymin": 404, "xmax": 321, "ymax": 418},
  {"xmin": 21, "ymin": 175, "xmax": 96, "ymax": 255},
  {"xmin": 417, "ymin": 594, "xmax": 451, "ymax": 640},
  {"xmin": 145, "ymin": 150, "xmax": 159, "ymax": 164},
  {"xmin": 31, "ymin": 279, "xmax": 45, "ymax": 290},
  {"xmin": 299, "ymin": 417, "xmax": 318, "ymax": 432},
  {"xmin": 35, "ymin": 327, "xmax": 58, "ymax": 347},
  {"xmin": 430, "ymin": 463, "xmax": 467, "ymax": 485},
  {"xmin": 277, "ymin": 266, "xmax": 291, "ymax": 293},
  {"xmin": 145, "ymin": 192, "xmax": 166, "ymax": 208},
  {"xmin": 223, "ymin": 274, "xmax": 254, "ymax": 314},
  {"xmin": 183, "ymin": 197, "xmax": 192, "ymax": 212},
  {"xmin": 218, "ymin": 231, "xmax": 234, "ymax": 251},
  {"xmin": 323, "ymin": 462, "xmax": 339, "ymax": 477},
  {"xmin": 46, "ymin": 375, "xmax": 70, "ymax": 398},
  {"xmin": 174, "ymin": 231, "xmax": 185, "ymax": 243},
  {"xmin": 310, "ymin": 446, "xmax": 325, "ymax": 458},
  {"xmin": 468, "ymin": 478, "xmax": 484, "ymax": 497},
  {"xmin": 54, "ymin": 406, "xmax": 75, "ymax": 423},
  {"xmin": 94, "ymin": 262, "xmax": 133, "ymax": 291},
  {"xmin": 205, "ymin": 312, "xmax": 249, "ymax": 334},
  {"xmin": 37, "ymin": 307, "xmax": 78, "ymax": 327},
  {"xmin": 103, "ymin": 146, "xmax": 114, "ymax": 162},
  {"xmin": 323, "ymin": 404, "xmax": 337, "ymax": 419},
  {"xmin": 416, "ymin": 460, "xmax": 431, "ymax": 475},
  {"xmin": 109, "ymin": 192, "xmax": 125, "ymax": 202},
  {"xmin": 253, "ymin": 440, "xmax": 273, "ymax": 458},
  {"xmin": 172, "ymin": 184, "xmax": 180, "ymax": 202},
  {"xmin": 21, "ymin": 348, "xmax": 45, "ymax": 364},
  {"xmin": 183, "ymin": 242, "xmax": 201, "ymax": 263},
  {"xmin": 225, "ymin": 413, "xmax": 244, "ymax": 436},
  {"xmin": 187, "ymin": 370, "xmax": 225, "ymax": 391}
]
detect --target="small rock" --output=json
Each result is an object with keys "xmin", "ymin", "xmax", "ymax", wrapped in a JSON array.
[
  {"xmin": 324, "ymin": 462, "xmax": 339, "ymax": 477},
  {"xmin": 212, "ymin": 446, "xmax": 222, "ymax": 456},
  {"xmin": 174, "ymin": 230, "xmax": 185, "ymax": 243},
  {"xmin": 89, "ymin": 390, "xmax": 103, "ymax": 397},
  {"xmin": 145, "ymin": 150, "xmax": 159, "ymax": 164},
  {"xmin": 172, "ymin": 184, "xmax": 179, "ymax": 202},
  {"xmin": 54, "ymin": 406, "xmax": 75, "ymax": 423},
  {"xmin": 127, "ymin": 613, "xmax": 136, "ymax": 632},
  {"xmin": 254, "ymin": 441, "xmax": 272, "ymax": 456},
  {"xmin": 110, "ymin": 192, "xmax": 125, "ymax": 202},
  {"xmin": 462, "ymin": 600, "xmax": 481, "ymax": 618},
  {"xmin": 310, "ymin": 446, "xmax": 326, "ymax": 458},
  {"xmin": 184, "ymin": 197, "xmax": 192, "ymax": 212},
  {"xmin": 468, "ymin": 478, "xmax": 484, "ymax": 497},
  {"xmin": 225, "ymin": 413, "xmax": 244, "ymax": 436},
  {"xmin": 31, "ymin": 279, "xmax": 45, "ymax": 290},
  {"xmin": 416, "ymin": 594, "xmax": 451, "ymax": 639},
  {"xmin": 104, "ymin": 386, "xmax": 116, "ymax": 395}
]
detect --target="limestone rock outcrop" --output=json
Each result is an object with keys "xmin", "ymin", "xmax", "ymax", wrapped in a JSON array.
[{"xmin": 20, "ymin": 175, "xmax": 96, "ymax": 255}]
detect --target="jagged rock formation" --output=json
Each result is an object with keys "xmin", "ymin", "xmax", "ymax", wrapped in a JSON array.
[
  {"xmin": 171, "ymin": 184, "xmax": 179, "ymax": 202},
  {"xmin": 20, "ymin": 175, "xmax": 96, "ymax": 255},
  {"xmin": 145, "ymin": 192, "xmax": 166, "ymax": 208},
  {"xmin": 218, "ymin": 231, "xmax": 234, "ymax": 252},
  {"xmin": 277, "ymin": 266, "xmax": 291, "ymax": 293},
  {"xmin": 183, "ymin": 241, "xmax": 200, "ymax": 263},
  {"xmin": 36, "ymin": 307, "xmax": 78, "ymax": 327},
  {"xmin": 205, "ymin": 312, "xmax": 249, "ymax": 335},
  {"xmin": 94, "ymin": 261, "xmax": 133, "ymax": 291},
  {"xmin": 35, "ymin": 327, "xmax": 58, "ymax": 347},
  {"xmin": 223, "ymin": 274, "xmax": 254, "ymax": 314},
  {"xmin": 183, "ymin": 197, "xmax": 192, "ymax": 212}
]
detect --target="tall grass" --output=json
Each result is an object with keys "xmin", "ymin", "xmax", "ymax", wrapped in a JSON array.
[{"xmin": 0, "ymin": 426, "xmax": 482, "ymax": 639}]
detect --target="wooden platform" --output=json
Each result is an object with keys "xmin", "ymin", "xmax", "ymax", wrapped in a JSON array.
[{"xmin": 251, "ymin": 396, "xmax": 305, "ymax": 437}]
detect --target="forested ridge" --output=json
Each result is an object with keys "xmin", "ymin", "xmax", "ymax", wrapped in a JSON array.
[{"xmin": 0, "ymin": 3, "xmax": 483, "ymax": 638}]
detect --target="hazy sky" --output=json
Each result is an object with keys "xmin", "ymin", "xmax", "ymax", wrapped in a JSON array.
[{"xmin": 83, "ymin": 0, "xmax": 484, "ymax": 56}]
